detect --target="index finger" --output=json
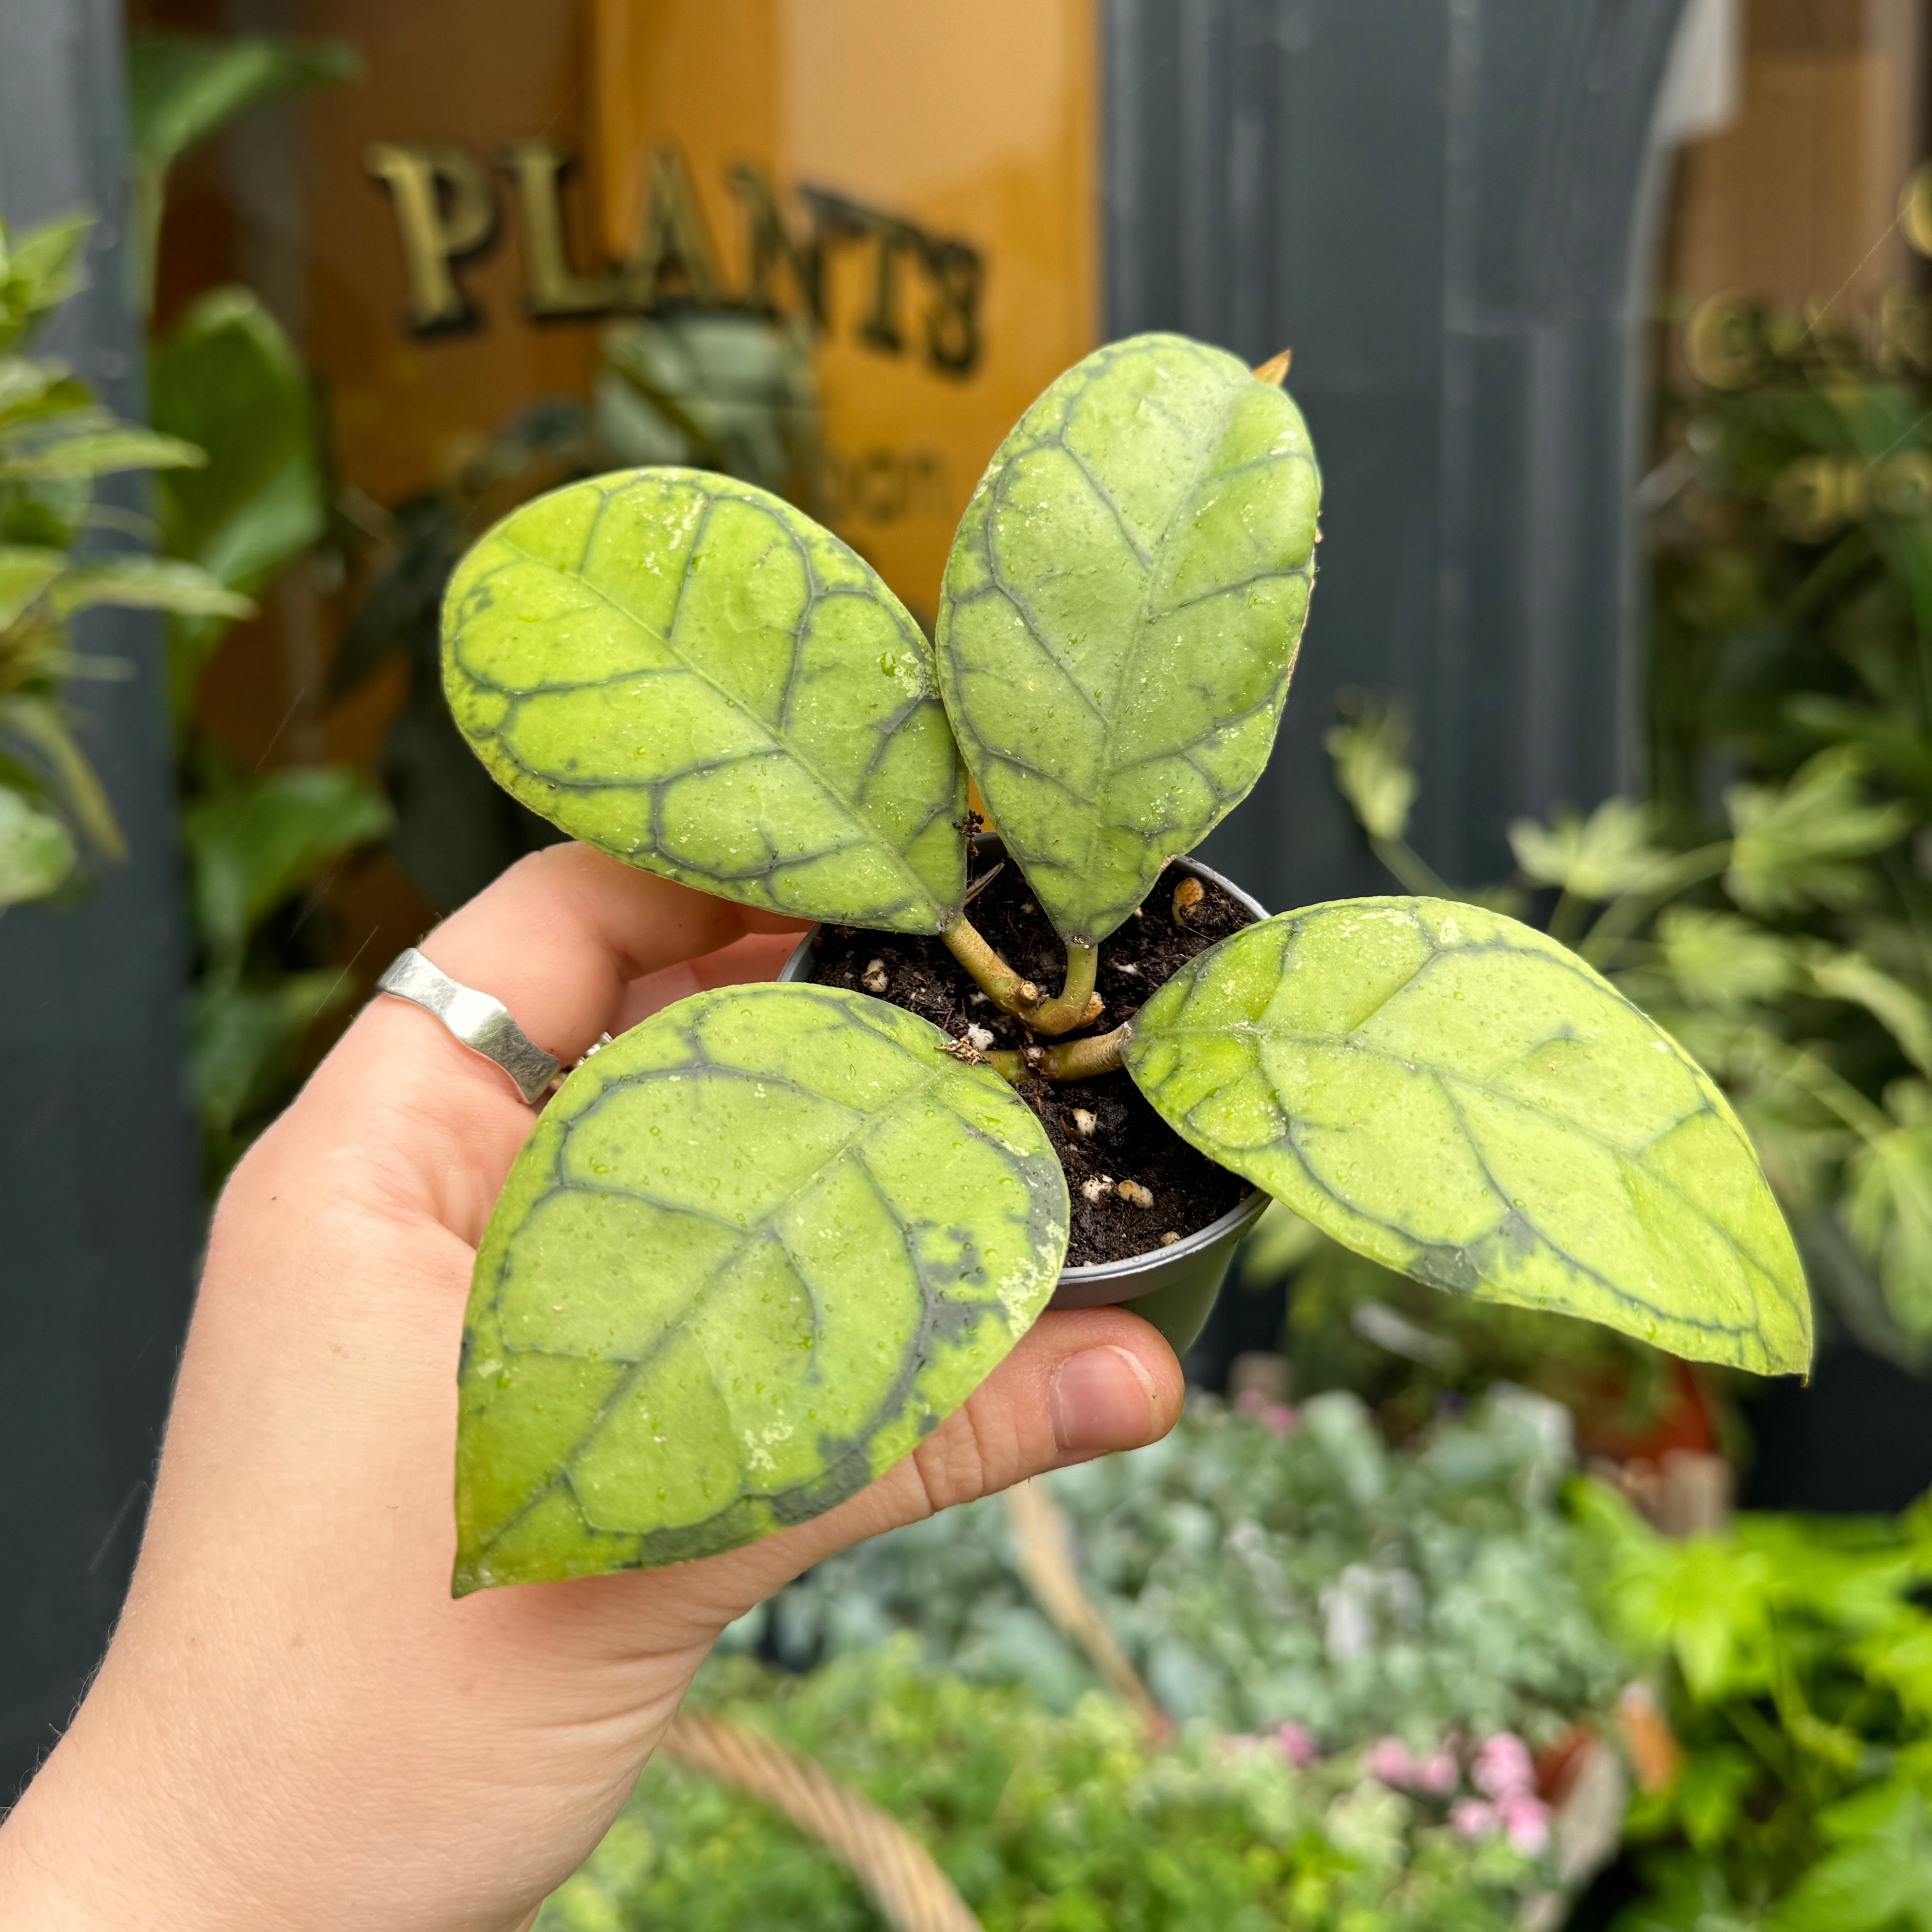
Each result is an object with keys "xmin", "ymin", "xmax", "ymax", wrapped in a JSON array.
[{"xmin": 292, "ymin": 844, "xmax": 805, "ymax": 1237}]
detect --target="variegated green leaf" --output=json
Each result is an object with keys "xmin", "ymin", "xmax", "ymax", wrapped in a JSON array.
[
  {"xmin": 935, "ymin": 333, "xmax": 1319, "ymax": 944},
  {"xmin": 443, "ymin": 469, "xmax": 967, "ymax": 932},
  {"xmin": 1124, "ymin": 897, "xmax": 1812, "ymax": 1376},
  {"xmin": 454, "ymin": 982, "xmax": 1068, "ymax": 1591}
]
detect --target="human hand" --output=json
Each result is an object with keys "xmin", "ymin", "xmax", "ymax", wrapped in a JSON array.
[{"xmin": 0, "ymin": 845, "xmax": 1182, "ymax": 1931}]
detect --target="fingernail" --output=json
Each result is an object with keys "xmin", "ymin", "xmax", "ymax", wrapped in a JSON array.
[{"xmin": 1050, "ymin": 1346, "xmax": 1161, "ymax": 1453}]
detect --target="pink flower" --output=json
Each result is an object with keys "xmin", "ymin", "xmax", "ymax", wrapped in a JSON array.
[
  {"xmin": 1365, "ymin": 1736, "xmax": 1457, "ymax": 1792},
  {"xmin": 1275, "ymin": 1722, "xmax": 1317, "ymax": 1768},
  {"xmin": 1365, "ymin": 1737, "xmax": 1419, "ymax": 1786},
  {"xmin": 1498, "ymin": 1792, "xmax": 1550, "ymax": 1856},
  {"xmin": 1451, "ymin": 1798, "xmax": 1497, "ymax": 1840},
  {"xmin": 1262, "ymin": 1403, "xmax": 1299, "ymax": 1437},
  {"xmin": 1473, "ymin": 1733, "xmax": 1535, "ymax": 1801}
]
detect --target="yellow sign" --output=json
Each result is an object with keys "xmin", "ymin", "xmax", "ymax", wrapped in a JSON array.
[{"xmin": 586, "ymin": 0, "xmax": 1096, "ymax": 620}]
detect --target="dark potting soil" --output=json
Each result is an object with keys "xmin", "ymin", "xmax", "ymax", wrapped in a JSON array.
[{"xmin": 808, "ymin": 854, "xmax": 1257, "ymax": 1266}]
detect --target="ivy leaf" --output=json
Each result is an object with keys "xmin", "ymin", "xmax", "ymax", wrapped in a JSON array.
[
  {"xmin": 1123, "ymin": 897, "xmax": 1812, "ymax": 1375},
  {"xmin": 1808, "ymin": 951, "xmax": 1932, "ymax": 1077},
  {"xmin": 1655, "ymin": 907, "xmax": 1799, "ymax": 1014},
  {"xmin": 443, "ymin": 469, "xmax": 967, "ymax": 933},
  {"xmin": 454, "ymin": 983, "xmax": 1069, "ymax": 1590},
  {"xmin": 1726, "ymin": 748, "xmax": 1909, "ymax": 915},
  {"xmin": 1776, "ymin": 1781, "xmax": 1932, "ymax": 1932},
  {"xmin": 935, "ymin": 333, "xmax": 1319, "ymax": 945},
  {"xmin": 1507, "ymin": 798, "xmax": 1667, "ymax": 900}
]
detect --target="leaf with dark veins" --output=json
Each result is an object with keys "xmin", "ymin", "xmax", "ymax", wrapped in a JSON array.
[
  {"xmin": 1124, "ymin": 897, "xmax": 1812, "ymax": 1376},
  {"xmin": 453, "ymin": 983, "xmax": 1069, "ymax": 1591},
  {"xmin": 442, "ymin": 468, "xmax": 967, "ymax": 932},
  {"xmin": 935, "ymin": 334, "xmax": 1320, "ymax": 945}
]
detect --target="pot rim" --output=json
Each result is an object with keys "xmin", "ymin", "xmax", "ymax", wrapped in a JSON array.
[{"xmin": 776, "ymin": 841, "xmax": 1274, "ymax": 1283}]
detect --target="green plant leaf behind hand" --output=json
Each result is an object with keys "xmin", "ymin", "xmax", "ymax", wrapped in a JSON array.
[
  {"xmin": 442, "ymin": 468, "xmax": 967, "ymax": 932},
  {"xmin": 1123, "ymin": 897, "xmax": 1812, "ymax": 1375},
  {"xmin": 453, "ymin": 983, "xmax": 1069, "ymax": 1590},
  {"xmin": 150, "ymin": 287, "xmax": 325, "ymax": 722},
  {"xmin": 935, "ymin": 332, "xmax": 1320, "ymax": 945},
  {"xmin": 125, "ymin": 30, "xmax": 361, "ymax": 314}
]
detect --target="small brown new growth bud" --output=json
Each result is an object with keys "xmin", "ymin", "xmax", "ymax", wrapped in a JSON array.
[
  {"xmin": 1081, "ymin": 992, "xmax": 1105, "ymax": 1024},
  {"xmin": 1253, "ymin": 348, "xmax": 1293, "ymax": 387},
  {"xmin": 1080, "ymin": 1176, "xmax": 1113, "ymax": 1204},
  {"xmin": 1117, "ymin": 1180, "xmax": 1154, "ymax": 1209},
  {"xmin": 1161, "ymin": 1231, "xmax": 1181, "ymax": 1247},
  {"xmin": 1023, "ymin": 1044, "xmax": 1046, "ymax": 1067},
  {"xmin": 1070, "ymin": 1108, "xmax": 1098, "ymax": 1138},
  {"xmin": 939, "ymin": 1035, "xmax": 987, "ymax": 1066},
  {"xmin": 1172, "ymin": 877, "xmax": 1205, "ymax": 922},
  {"xmin": 862, "ymin": 957, "xmax": 889, "ymax": 994}
]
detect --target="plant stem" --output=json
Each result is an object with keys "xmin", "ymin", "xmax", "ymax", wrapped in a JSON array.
[
  {"xmin": 987, "ymin": 1022, "xmax": 1133, "ymax": 1086},
  {"xmin": 1577, "ymin": 841, "xmax": 1733, "ymax": 967},
  {"xmin": 1026, "ymin": 942, "xmax": 1103, "ymax": 1036},
  {"xmin": 940, "ymin": 913, "xmax": 1041, "ymax": 1021},
  {"xmin": 1371, "ymin": 834, "xmax": 1454, "ymax": 898}
]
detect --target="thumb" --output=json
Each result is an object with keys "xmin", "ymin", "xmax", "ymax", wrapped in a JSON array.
[{"xmin": 664, "ymin": 1307, "xmax": 1182, "ymax": 1626}]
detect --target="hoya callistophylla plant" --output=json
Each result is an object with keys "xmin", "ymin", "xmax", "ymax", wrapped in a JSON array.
[{"xmin": 442, "ymin": 334, "xmax": 1807, "ymax": 1593}]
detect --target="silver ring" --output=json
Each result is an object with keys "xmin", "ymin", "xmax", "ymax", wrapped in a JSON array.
[{"xmin": 376, "ymin": 948, "xmax": 562, "ymax": 1105}]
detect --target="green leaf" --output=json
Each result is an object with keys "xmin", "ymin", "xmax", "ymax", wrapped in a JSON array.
[
  {"xmin": 1507, "ymin": 798, "xmax": 1667, "ymax": 900},
  {"xmin": 1726, "ymin": 748, "xmax": 1909, "ymax": 915},
  {"xmin": 1775, "ymin": 1782, "xmax": 1932, "ymax": 1932},
  {"xmin": 0, "ymin": 695, "xmax": 124, "ymax": 858},
  {"xmin": 0, "ymin": 214, "xmax": 92, "ymax": 353},
  {"xmin": 49, "ymin": 554, "xmax": 252, "ymax": 621},
  {"xmin": 0, "ymin": 785, "xmax": 77, "ymax": 906},
  {"xmin": 126, "ymin": 32, "xmax": 362, "ymax": 310},
  {"xmin": 1808, "ymin": 951, "xmax": 1932, "ymax": 1078},
  {"xmin": 1656, "ymin": 907, "xmax": 1799, "ymax": 1014},
  {"xmin": 443, "ymin": 468, "xmax": 966, "ymax": 932},
  {"xmin": 191, "ymin": 966, "xmax": 356, "ymax": 1136},
  {"xmin": 181, "ymin": 764, "xmax": 392, "ymax": 960},
  {"xmin": 127, "ymin": 31, "xmax": 361, "ymax": 181},
  {"xmin": 1324, "ymin": 695, "xmax": 1417, "ymax": 844},
  {"xmin": 1123, "ymin": 897, "xmax": 1812, "ymax": 1375},
  {"xmin": 1842, "ymin": 1080, "xmax": 1932, "ymax": 1343},
  {"xmin": 935, "ymin": 333, "xmax": 1320, "ymax": 944},
  {"xmin": 0, "ymin": 545, "xmax": 64, "ymax": 629},
  {"xmin": 0, "ymin": 357, "xmax": 85, "ymax": 424},
  {"xmin": 150, "ymin": 286, "xmax": 325, "ymax": 593},
  {"xmin": 454, "ymin": 983, "xmax": 1068, "ymax": 1590},
  {"xmin": 0, "ymin": 425, "xmax": 205, "ymax": 481}
]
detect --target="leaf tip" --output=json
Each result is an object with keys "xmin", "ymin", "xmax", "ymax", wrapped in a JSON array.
[{"xmin": 1252, "ymin": 348, "xmax": 1293, "ymax": 387}]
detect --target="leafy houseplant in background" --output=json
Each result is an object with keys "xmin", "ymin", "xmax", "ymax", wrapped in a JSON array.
[
  {"xmin": 0, "ymin": 212, "xmax": 248, "ymax": 910},
  {"xmin": 330, "ymin": 309, "xmax": 819, "ymax": 916},
  {"xmin": 1579, "ymin": 1480, "xmax": 1932, "ymax": 1930},
  {"xmin": 126, "ymin": 28, "xmax": 393, "ymax": 1178},
  {"xmin": 539, "ymin": 1639, "xmax": 1561, "ymax": 1932},
  {"xmin": 434, "ymin": 330, "xmax": 1810, "ymax": 1598},
  {"xmin": 731, "ymin": 1389, "xmax": 1625, "ymax": 1754},
  {"xmin": 1281, "ymin": 317, "xmax": 1932, "ymax": 1414}
]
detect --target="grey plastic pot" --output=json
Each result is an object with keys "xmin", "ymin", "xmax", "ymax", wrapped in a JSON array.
[{"xmin": 776, "ymin": 849, "xmax": 1270, "ymax": 1356}]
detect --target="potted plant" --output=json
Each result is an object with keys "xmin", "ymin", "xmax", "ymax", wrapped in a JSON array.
[{"xmin": 436, "ymin": 332, "xmax": 1810, "ymax": 1593}]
